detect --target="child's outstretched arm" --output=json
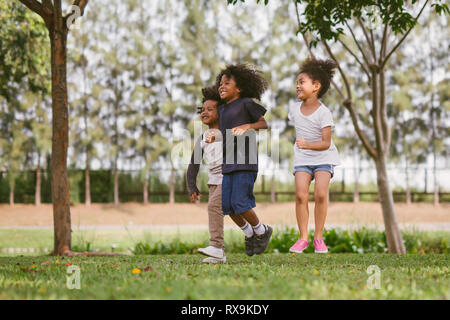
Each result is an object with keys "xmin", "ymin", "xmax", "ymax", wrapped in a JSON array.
[
  {"xmin": 296, "ymin": 126, "xmax": 331, "ymax": 151},
  {"xmin": 186, "ymin": 137, "xmax": 203, "ymax": 202},
  {"xmin": 232, "ymin": 116, "xmax": 268, "ymax": 136}
]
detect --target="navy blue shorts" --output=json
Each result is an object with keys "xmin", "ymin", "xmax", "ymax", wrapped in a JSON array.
[{"xmin": 222, "ymin": 171, "xmax": 257, "ymax": 215}]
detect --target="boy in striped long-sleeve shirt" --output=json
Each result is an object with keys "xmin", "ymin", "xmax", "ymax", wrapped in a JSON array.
[{"xmin": 186, "ymin": 86, "xmax": 226, "ymax": 263}]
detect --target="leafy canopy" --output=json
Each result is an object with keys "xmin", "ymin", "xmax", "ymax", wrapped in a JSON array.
[{"xmin": 228, "ymin": 0, "xmax": 449, "ymax": 46}]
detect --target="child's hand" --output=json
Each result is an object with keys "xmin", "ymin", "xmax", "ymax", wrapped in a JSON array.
[
  {"xmin": 296, "ymin": 138, "xmax": 308, "ymax": 149},
  {"xmin": 189, "ymin": 192, "xmax": 201, "ymax": 203},
  {"xmin": 232, "ymin": 124, "xmax": 251, "ymax": 136},
  {"xmin": 204, "ymin": 131, "xmax": 215, "ymax": 143}
]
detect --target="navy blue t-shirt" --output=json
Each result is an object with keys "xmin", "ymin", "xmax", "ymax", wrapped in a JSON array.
[{"xmin": 218, "ymin": 97, "xmax": 267, "ymax": 174}]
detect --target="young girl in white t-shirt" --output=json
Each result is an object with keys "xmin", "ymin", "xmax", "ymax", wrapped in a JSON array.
[{"xmin": 287, "ymin": 58, "xmax": 340, "ymax": 254}]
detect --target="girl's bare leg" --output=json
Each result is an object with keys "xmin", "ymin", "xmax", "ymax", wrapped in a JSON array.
[
  {"xmin": 313, "ymin": 171, "xmax": 332, "ymax": 240},
  {"xmin": 294, "ymin": 172, "xmax": 312, "ymax": 241}
]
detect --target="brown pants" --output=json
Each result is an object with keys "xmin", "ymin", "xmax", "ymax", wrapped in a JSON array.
[{"xmin": 208, "ymin": 184, "xmax": 225, "ymax": 250}]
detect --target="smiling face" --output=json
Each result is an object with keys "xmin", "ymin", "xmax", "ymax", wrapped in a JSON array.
[
  {"xmin": 296, "ymin": 73, "xmax": 321, "ymax": 101},
  {"xmin": 200, "ymin": 100, "xmax": 219, "ymax": 127},
  {"xmin": 218, "ymin": 75, "xmax": 241, "ymax": 103}
]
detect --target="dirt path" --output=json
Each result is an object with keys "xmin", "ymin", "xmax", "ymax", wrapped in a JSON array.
[{"xmin": 0, "ymin": 202, "xmax": 448, "ymax": 227}]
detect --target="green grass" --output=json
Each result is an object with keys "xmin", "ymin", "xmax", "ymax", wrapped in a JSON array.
[
  {"xmin": 0, "ymin": 254, "xmax": 448, "ymax": 299},
  {"xmin": 1, "ymin": 227, "xmax": 449, "ymax": 255}
]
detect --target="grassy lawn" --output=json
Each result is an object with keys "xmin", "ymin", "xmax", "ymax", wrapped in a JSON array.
[{"xmin": 0, "ymin": 253, "xmax": 448, "ymax": 299}]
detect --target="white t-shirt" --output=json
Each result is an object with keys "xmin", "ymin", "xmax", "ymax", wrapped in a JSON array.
[
  {"xmin": 200, "ymin": 131, "xmax": 223, "ymax": 185},
  {"xmin": 288, "ymin": 103, "xmax": 341, "ymax": 166}
]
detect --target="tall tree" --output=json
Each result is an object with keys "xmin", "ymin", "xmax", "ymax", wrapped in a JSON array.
[
  {"xmin": 67, "ymin": 1, "xmax": 103, "ymax": 207},
  {"xmin": 0, "ymin": 1, "xmax": 50, "ymax": 206},
  {"xmin": 125, "ymin": 0, "xmax": 166, "ymax": 204},
  {"xmin": 94, "ymin": 1, "xmax": 133, "ymax": 205},
  {"xmin": 18, "ymin": 0, "xmax": 89, "ymax": 256}
]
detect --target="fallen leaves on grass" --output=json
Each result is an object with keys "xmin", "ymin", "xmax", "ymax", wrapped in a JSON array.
[{"xmin": 143, "ymin": 266, "xmax": 154, "ymax": 272}]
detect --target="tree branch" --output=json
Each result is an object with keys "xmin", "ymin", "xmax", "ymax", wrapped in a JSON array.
[
  {"xmin": 357, "ymin": 17, "xmax": 377, "ymax": 61},
  {"xmin": 345, "ymin": 100, "xmax": 378, "ymax": 159},
  {"xmin": 331, "ymin": 79, "xmax": 345, "ymax": 101},
  {"xmin": 344, "ymin": 20, "xmax": 373, "ymax": 66},
  {"xmin": 53, "ymin": 0, "xmax": 63, "ymax": 31},
  {"xmin": 18, "ymin": 0, "xmax": 45, "ymax": 18},
  {"xmin": 371, "ymin": 68, "xmax": 384, "ymax": 156},
  {"xmin": 322, "ymin": 40, "xmax": 377, "ymax": 159},
  {"xmin": 73, "ymin": 0, "xmax": 89, "ymax": 16},
  {"xmin": 41, "ymin": 0, "xmax": 54, "ymax": 15},
  {"xmin": 379, "ymin": 69, "xmax": 390, "ymax": 151},
  {"xmin": 381, "ymin": 0, "xmax": 429, "ymax": 69},
  {"xmin": 379, "ymin": 22, "xmax": 389, "ymax": 62},
  {"xmin": 322, "ymin": 40, "xmax": 352, "ymax": 100},
  {"xmin": 294, "ymin": 0, "xmax": 315, "ymax": 58},
  {"xmin": 337, "ymin": 38, "xmax": 371, "ymax": 80},
  {"xmin": 369, "ymin": 27, "xmax": 376, "ymax": 57}
]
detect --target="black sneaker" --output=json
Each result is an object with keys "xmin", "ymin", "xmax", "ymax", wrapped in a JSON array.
[
  {"xmin": 244, "ymin": 235, "xmax": 255, "ymax": 256},
  {"xmin": 253, "ymin": 225, "xmax": 273, "ymax": 254}
]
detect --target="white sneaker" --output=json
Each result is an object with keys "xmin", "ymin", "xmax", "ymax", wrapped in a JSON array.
[
  {"xmin": 202, "ymin": 256, "xmax": 226, "ymax": 264},
  {"xmin": 197, "ymin": 246, "xmax": 224, "ymax": 259}
]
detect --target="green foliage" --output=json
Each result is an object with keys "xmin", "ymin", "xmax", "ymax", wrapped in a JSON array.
[
  {"xmin": 0, "ymin": 1, "xmax": 50, "ymax": 102},
  {"xmin": 132, "ymin": 227, "xmax": 449, "ymax": 255},
  {"xmin": 230, "ymin": 0, "xmax": 449, "ymax": 47}
]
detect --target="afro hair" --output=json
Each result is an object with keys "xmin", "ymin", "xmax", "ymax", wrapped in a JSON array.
[
  {"xmin": 299, "ymin": 58, "xmax": 337, "ymax": 98},
  {"xmin": 197, "ymin": 85, "xmax": 221, "ymax": 114},
  {"xmin": 215, "ymin": 63, "xmax": 268, "ymax": 101}
]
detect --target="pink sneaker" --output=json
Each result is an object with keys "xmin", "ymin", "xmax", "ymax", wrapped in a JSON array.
[
  {"xmin": 313, "ymin": 239, "xmax": 328, "ymax": 253},
  {"xmin": 289, "ymin": 239, "xmax": 309, "ymax": 253}
]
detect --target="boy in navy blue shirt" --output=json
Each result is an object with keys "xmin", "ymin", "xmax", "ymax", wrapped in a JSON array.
[{"xmin": 212, "ymin": 63, "xmax": 273, "ymax": 256}]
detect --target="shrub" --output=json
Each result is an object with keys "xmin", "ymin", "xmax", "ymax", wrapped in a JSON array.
[{"xmin": 132, "ymin": 227, "xmax": 449, "ymax": 255}]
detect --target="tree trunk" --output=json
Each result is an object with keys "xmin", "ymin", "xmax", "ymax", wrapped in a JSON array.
[
  {"xmin": 353, "ymin": 173, "xmax": 359, "ymax": 203},
  {"xmin": 143, "ymin": 179, "xmax": 148, "ymax": 204},
  {"xmin": 405, "ymin": 164, "xmax": 411, "ymax": 205},
  {"xmin": 433, "ymin": 155, "xmax": 439, "ymax": 206},
  {"xmin": 85, "ymin": 166, "xmax": 91, "ymax": 207},
  {"xmin": 50, "ymin": 26, "xmax": 71, "ymax": 256},
  {"xmin": 270, "ymin": 175, "xmax": 276, "ymax": 203},
  {"xmin": 9, "ymin": 182, "xmax": 14, "ymax": 207},
  {"xmin": 353, "ymin": 153, "xmax": 359, "ymax": 203},
  {"xmin": 169, "ymin": 168, "xmax": 175, "ymax": 204},
  {"xmin": 434, "ymin": 186, "xmax": 439, "ymax": 206},
  {"xmin": 375, "ymin": 156, "xmax": 406, "ymax": 254},
  {"xmin": 114, "ymin": 166, "xmax": 119, "ymax": 205},
  {"xmin": 35, "ymin": 165, "xmax": 41, "ymax": 206}
]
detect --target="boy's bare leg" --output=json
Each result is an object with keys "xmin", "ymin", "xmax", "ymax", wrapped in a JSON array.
[
  {"xmin": 229, "ymin": 208, "xmax": 260, "ymax": 226},
  {"xmin": 228, "ymin": 213, "xmax": 247, "ymax": 227},
  {"xmin": 313, "ymin": 171, "xmax": 331, "ymax": 240},
  {"xmin": 295, "ymin": 172, "xmax": 312, "ymax": 241}
]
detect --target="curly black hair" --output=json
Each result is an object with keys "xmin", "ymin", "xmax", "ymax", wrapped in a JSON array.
[
  {"xmin": 215, "ymin": 63, "xmax": 268, "ymax": 100},
  {"xmin": 197, "ymin": 85, "xmax": 221, "ymax": 114},
  {"xmin": 299, "ymin": 58, "xmax": 337, "ymax": 98}
]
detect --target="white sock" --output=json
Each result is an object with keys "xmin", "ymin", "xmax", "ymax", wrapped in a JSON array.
[
  {"xmin": 252, "ymin": 222, "xmax": 266, "ymax": 235},
  {"xmin": 240, "ymin": 222, "xmax": 254, "ymax": 238}
]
